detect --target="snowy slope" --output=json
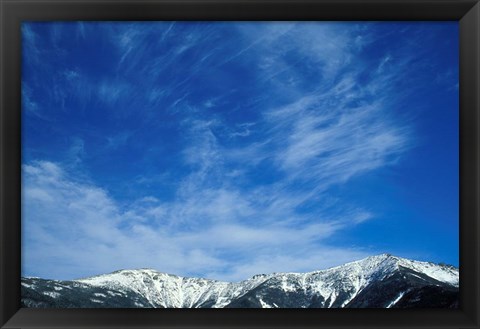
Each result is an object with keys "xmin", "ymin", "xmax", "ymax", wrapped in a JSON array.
[
  {"xmin": 76, "ymin": 269, "xmax": 272, "ymax": 308},
  {"xmin": 396, "ymin": 256, "xmax": 458, "ymax": 286}
]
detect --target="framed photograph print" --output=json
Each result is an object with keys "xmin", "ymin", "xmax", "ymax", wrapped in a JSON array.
[{"xmin": 1, "ymin": 0, "xmax": 479, "ymax": 328}]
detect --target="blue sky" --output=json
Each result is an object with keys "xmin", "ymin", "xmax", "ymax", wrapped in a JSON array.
[{"xmin": 21, "ymin": 22, "xmax": 459, "ymax": 281}]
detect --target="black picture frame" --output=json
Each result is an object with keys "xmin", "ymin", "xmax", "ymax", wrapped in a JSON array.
[{"xmin": 1, "ymin": 0, "xmax": 479, "ymax": 328}]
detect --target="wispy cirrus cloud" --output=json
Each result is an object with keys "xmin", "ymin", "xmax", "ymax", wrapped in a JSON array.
[{"xmin": 267, "ymin": 101, "xmax": 409, "ymax": 187}]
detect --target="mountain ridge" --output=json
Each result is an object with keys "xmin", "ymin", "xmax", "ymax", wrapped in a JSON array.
[{"xmin": 21, "ymin": 254, "xmax": 459, "ymax": 308}]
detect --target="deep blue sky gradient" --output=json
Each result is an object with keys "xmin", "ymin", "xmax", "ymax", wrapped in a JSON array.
[{"xmin": 21, "ymin": 22, "xmax": 459, "ymax": 281}]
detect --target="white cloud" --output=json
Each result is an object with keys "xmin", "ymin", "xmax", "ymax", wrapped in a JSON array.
[
  {"xmin": 22, "ymin": 160, "xmax": 376, "ymax": 281},
  {"xmin": 270, "ymin": 102, "xmax": 409, "ymax": 187}
]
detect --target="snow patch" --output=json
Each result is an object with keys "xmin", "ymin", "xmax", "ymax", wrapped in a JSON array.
[
  {"xmin": 43, "ymin": 291, "xmax": 61, "ymax": 298},
  {"xmin": 259, "ymin": 298, "xmax": 272, "ymax": 308},
  {"xmin": 386, "ymin": 291, "xmax": 406, "ymax": 308}
]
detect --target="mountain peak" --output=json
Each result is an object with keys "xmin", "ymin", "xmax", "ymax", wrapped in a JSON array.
[{"xmin": 22, "ymin": 254, "xmax": 459, "ymax": 308}]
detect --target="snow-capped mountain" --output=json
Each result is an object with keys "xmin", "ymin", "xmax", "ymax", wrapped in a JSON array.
[{"xmin": 21, "ymin": 254, "xmax": 459, "ymax": 308}]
